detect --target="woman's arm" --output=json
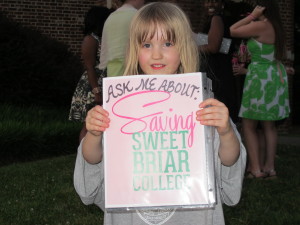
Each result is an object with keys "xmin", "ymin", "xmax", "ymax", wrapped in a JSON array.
[
  {"xmin": 81, "ymin": 35, "xmax": 101, "ymax": 103},
  {"xmin": 199, "ymin": 15, "xmax": 224, "ymax": 54},
  {"xmin": 230, "ymin": 6, "xmax": 266, "ymax": 38}
]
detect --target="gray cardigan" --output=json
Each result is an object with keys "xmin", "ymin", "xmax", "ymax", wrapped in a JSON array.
[{"xmin": 74, "ymin": 122, "xmax": 246, "ymax": 225}]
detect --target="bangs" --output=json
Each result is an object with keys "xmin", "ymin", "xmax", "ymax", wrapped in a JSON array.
[{"xmin": 136, "ymin": 20, "xmax": 176, "ymax": 44}]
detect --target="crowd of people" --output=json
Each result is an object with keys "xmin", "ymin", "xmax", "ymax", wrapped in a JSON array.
[{"xmin": 70, "ymin": 0, "xmax": 293, "ymax": 224}]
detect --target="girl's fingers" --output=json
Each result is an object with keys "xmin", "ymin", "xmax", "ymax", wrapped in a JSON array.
[
  {"xmin": 198, "ymin": 119, "xmax": 220, "ymax": 127},
  {"xmin": 197, "ymin": 101, "xmax": 228, "ymax": 117},
  {"xmin": 90, "ymin": 110, "xmax": 110, "ymax": 124},
  {"xmin": 196, "ymin": 98, "xmax": 229, "ymax": 130},
  {"xmin": 86, "ymin": 106, "xmax": 110, "ymax": 132},
  {"xmin": 93, "ymin": 105, "xmax": 109, "ymax": 117},
  {"xmin": 89, "ymin": 116, "xmax": 109, "ymax": 127},
  {"xmin": 196, "ymin": 113, "xmax": 227, "ymax": 128},
  {"xmin": 87, "ymin": 119, "xmax": 109, "ymax": 133},
  {"xmin": 197, "ymin": 105, "xmax": 224, "ymax": 116},
  {"xmin": 199, "ymin": 98, "xmax": 225, "ymax": 109},
  {"xmin": 90, "ymin": 123, "xmax": 108, "ymax": 132}
]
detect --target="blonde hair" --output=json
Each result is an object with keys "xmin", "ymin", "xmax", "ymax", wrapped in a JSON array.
[{"xmin": 123, "ymin": 2, "xmax": 200, "ymax": 75}]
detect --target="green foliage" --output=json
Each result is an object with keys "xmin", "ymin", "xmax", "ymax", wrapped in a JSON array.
[
  {"xmin": 0, "ymin": 104, "xmax": 81, "ymax": 166},
  {"xmin": 0, "ymin": 12, "xmax": 83, "ymax": 107},
  {"xmin": 0, "ymin": 145, "xmax": 299, "ymax": 225}
]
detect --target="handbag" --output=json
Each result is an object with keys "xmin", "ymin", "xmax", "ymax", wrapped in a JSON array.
[{"xmin": 195, "ymin": 33, "xmax": 232, "ymax": 54}]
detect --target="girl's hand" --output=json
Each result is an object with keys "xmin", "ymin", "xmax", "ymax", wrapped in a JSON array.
[
  {"xmin": 86, "ymin": 105, "xmax": 110, "ymax": 136},
  {"xmin": 251, "ymin": 5, "xmax": 266, "ymax": 19},
  {"xmin": 196, "ymin": 98, "xmax": 231, "ymax": 136}
]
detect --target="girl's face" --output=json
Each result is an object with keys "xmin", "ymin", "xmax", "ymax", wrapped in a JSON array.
[
  {"xmin": 204, "ymin": 0, "xmax": 223, "ymax": 16},
  {"xmin": 138, "ymin": 26, "xmax": 181, "ymax": 75}
]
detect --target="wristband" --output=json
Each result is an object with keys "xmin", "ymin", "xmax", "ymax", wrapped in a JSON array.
[{"xmin": 248, "ymin": 14, "xmax": 256, "ymax": 20}]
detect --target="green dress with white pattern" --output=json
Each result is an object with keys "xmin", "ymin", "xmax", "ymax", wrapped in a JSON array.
[{"xmin": 239, "ymin": 39, "xmax": 290, "ymax": 120}]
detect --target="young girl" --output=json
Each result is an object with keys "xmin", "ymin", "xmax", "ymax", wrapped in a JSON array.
[{"xmin": 74, "ymin": 2, "xmax": 246, "ymax": 225}]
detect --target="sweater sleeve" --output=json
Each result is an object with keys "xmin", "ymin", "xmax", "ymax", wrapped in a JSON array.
[
  {"xmin": 215, "ymin": 121, "xmax": 247, "ymax": 206},
  {"xmin": 73, "ymin": 139, "xmax": 105, "ymax": 211}
]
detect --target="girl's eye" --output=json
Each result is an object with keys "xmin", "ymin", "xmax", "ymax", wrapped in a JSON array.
[
  {"xmin": 142, "ymin": 43, "xmax": 151, "ymax": 48},
  {"xmin": 164, "ymin": 42, "xmax": 173, "ymax": 47}
]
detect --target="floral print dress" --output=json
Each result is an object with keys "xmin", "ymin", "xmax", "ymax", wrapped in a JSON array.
[
  {"xmin": 239, "ymin": 38, "xmax": 290, "ymax": 120},
  {"xmin": 69, "ymin": 33, "xmax": 107, "ymax": 122}
]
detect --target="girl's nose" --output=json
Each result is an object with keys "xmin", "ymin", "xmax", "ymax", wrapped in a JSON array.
[{"xmin": 152, "ymin": 46, "xmax": 163, "ymax": 59}]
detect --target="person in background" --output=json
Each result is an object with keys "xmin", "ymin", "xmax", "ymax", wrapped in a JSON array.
[
  {"xmin": 74, "ymin": 2, "xmax": 246, "ymax": 225},
  {"xmin": 198, "ymin": 0, "xmax": 239, "ymax": 124},
  {"xmin": 232, "ymin": 38, "xmax": 251, "ymax": 112},
  {"xmin": 98, "ymin": 0, "xmax": 145, "ymax": 77},
  {"xmin": 233, "ymin": 46, "xmax": 294, "ymax": 179},
  {"xmin": 69, "ymin": 6, "xmax": 112, "ymax": 142},
  {"xmin": 230, "ymin": 0, "xmax": 290, "ymax": 179}
]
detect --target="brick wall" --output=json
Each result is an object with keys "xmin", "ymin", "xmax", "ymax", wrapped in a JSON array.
[
  {"xmin": 278, "ymin": 0, "xmax": 295, "ymax": 132},
  {"xmin": 0, "ymin": 0, "xmax": 108, "ymax": 56}
]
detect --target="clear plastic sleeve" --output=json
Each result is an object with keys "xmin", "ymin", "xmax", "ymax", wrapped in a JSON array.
[
  {"xmin": 195, "ymin": 33, "xmax": 232, "ymax": 54},
  {"xmin": 103, "ymin": 73, "xmax": 216, "ymax": 212}
]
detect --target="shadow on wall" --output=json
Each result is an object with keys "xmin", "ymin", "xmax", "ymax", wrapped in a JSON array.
[{"xmin": 0, "ymin": 12, "xmax": 83, "ymax": 108}]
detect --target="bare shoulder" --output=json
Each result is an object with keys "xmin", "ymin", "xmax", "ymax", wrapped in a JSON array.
[
  {"xmin": 83, "ymin": 35, "xmax": 97, "ymax": 44},
  {"xmin": 255, "ymin": 20, "xmax": 275, "ymax": 43},
  {"xmin": 82, "ymin": 35, "xmax": 98, "ymax": 48},
  {"xmin": 254, "ymin": 19, "xmax": 274, "ymax": 32},
  {"xmin": 248, "ymin": 20, "xmax": 270, "ymax": 35}
]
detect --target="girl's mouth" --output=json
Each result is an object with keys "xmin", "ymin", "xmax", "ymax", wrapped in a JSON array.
[{"xmin": 151, "ymin": 64, "xmax": 165, "ymax": 70}]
